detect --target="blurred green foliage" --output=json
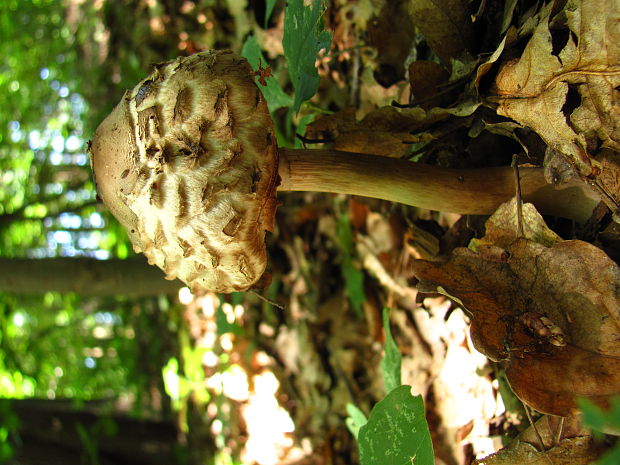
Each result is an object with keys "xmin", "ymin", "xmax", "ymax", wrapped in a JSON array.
[
  {"xmin": 0, "ymin": 0, "xmax": 332, "ymax": 461},
  {"xmin": 0, "ymin": 290, "xmax": 177, "ymax": 405},
  {"xmin": 579, "ymin": 397, "xmax": 620, "ymax": 465},
  {"xmin": 0, "ymin": 2, "xmax": 179, "ymax": 451},
  {"xmin": 337, "ymin": 213, "xmax": 366, "ymax": 316}
]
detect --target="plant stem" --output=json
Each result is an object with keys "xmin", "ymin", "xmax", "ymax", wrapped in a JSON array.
[{"xmin": 277, "ymin": 148, "xmax": 600, "ymax": 222}]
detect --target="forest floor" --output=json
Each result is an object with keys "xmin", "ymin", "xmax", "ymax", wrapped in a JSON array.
[{"xmin": 79, "ymin": 0, "xmax": 620, "ymax": 463}]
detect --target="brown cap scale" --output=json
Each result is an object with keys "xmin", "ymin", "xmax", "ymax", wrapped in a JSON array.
[{"xmin": 90, "ymin": 50, "xmax": 279, "ymax": 293}]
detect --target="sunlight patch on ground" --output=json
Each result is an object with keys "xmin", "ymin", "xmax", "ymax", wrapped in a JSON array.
[
  {"xmin": 242, "ymin": 371, "xmax": 297, "ymax": 465},
  {"xmin": 178, "ymin": 287, "xmax": 300, "ymax": 465},
  {"xmin": 420, "ymin": 298, "xmax": 506, "ymax": 461}
]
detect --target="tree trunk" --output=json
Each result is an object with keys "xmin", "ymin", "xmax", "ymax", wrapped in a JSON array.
[{"xmin": 0, "ymin": 257, "xmax": 182, "ymax": 296}]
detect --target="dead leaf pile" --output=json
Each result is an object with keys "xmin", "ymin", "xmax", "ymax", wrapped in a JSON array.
[
  {"xmin": 407, "ymin": 0, "xmax": 475, "ymax": 67},
  {"xmin": 474, "ymin": 414, "xmax": 604, "ymax": 465},
  {"xmin": 493, "ymin": 0, "xmax": 620, "ymax": 212},
  {"xmin": 412, "ymin": 199, "xmax": 620, "ymax": 416}
]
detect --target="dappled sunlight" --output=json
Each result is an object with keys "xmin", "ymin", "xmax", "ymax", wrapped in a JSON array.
[
  {"xmin": 242, "ymin": 372, "xmax": 296, "ymax": 465},
  {"xmin": 401, "ymin": 296, "xmax": 506, "ymax": 462},
  {"xmin": 207, "ymin": 365, "xmax": 250, "ymax": 402},
  {"xmin": 178, "ymin": 288, "xmax": 301, "ymax": 464}
]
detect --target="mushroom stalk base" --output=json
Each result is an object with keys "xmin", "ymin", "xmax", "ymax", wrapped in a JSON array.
[{"xmin": 277, "ymin": 148, "xmax": 600, "ymax": 222}]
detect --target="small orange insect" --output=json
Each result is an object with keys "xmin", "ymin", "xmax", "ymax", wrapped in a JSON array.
[{"xmin": 253, "ymin": 59, "xmax": 272, "ymax": 86}]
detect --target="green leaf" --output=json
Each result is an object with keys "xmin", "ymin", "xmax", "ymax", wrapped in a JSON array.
[
  {"xmin": 162, "ymin": 358, "xmax": 181, "ymax": 403},
  {"xmin": 0, "ymin": 442, "xmax": 13, "ymax": 463},
  {"xmin": 578, "ymin": 397, "xmax": 620, "ymax": 465},
  {"xmin": 265, "ymin": 0, "xmax": 277, "ymax": 28},
  {"xmin": 359, "ymin": 385, "xmax": 434, "ymax": 465},
  {"xmin": 596, "ymin": 447, "xmax": 620, "ymax": 465},
  {"xmin": 579, "ymin": 397, "xmax": 620, "ymax": 434},
  {"xmin": 346, "ymin": 403, "xmax": 368, "ymax": 439},
  {"xmin": 381, "ymin": 308, "xmax": 402, "ymax": 393},
  {"xmin": 282, "ymin": 0, "xmax": 332, "ymax": 113},
  {"xmin": 342, "ymin": 260, "xmax": 365, "ymax": 316},
  {"xmin": 241, "ymin": 35, "xmax": 293, "ymax": 113},
  {"xmin": 337, "ymin": 214, "xmax": 365, "ymax": 316}
]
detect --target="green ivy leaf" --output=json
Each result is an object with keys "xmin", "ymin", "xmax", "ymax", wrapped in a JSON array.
[
  {"xmin": 282, "ymin": 0, "xmax": 332, "ymax": 113},
  {"xmin": 359, "ymin": 386, "xmax": 434, "ymax": 465},
  {"xmin": 381, "ymin": 308, "xmax": 402, "ymax": 393}
]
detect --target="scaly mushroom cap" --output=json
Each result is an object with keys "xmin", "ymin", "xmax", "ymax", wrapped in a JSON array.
[{"xmin": 90, "ymin": 50, "xmax": 279, "ymax": 293}]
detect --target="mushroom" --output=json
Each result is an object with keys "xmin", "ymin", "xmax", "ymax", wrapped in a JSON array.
[{"xmin": 90, "ymin": 50, "xmax": 600, "ymax": 294}]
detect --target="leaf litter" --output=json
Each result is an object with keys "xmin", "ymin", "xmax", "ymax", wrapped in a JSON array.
[
  {"xmin": 413, "ymin": 198, "xmax": 620, "ymax": 416},
  {"xmin": 159, "ymin": 0, "xmax": 620, "ymax": 463},
  {"xmin": 493, "ymin": 0, "xmax": 620, "ymax": 212}
]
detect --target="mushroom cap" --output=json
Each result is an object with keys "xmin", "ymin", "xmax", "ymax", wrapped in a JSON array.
[{"xmin": 90, "ymin": 50, "xmax": 279, "ymax": 293}]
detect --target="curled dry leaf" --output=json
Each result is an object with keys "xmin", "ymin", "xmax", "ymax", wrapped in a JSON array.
[
  {"xmin": 366, "ymin": 1, "xmax": 415, "ymax": 87},
  {"xmin": 407, "ymin": 0, "xmax": 475, "ymax": 66},
  {"xmin": 411, "ymin": 199, "xmax": 620, "ymax": 416},
  {"xmin": 408, "ymin": 60, "xmax": 451, "ymax": 109},
  {"xmin": 474, "ymin": 414, "xmax": 604, "ymax": 465},
  {"xmin": 473, "ymin": 436, "xmax": 601, "ymax": 465},
  {"xmin": 304, "ymin": 107, "xmax": 424, "ymax": 158},
  {"xmin": 305, "ymin": 103, "xmax": 480, "ymax": 157},
  {"xmin": 493, "ymin": 0, "xmax": 620, "ymax": 211}
]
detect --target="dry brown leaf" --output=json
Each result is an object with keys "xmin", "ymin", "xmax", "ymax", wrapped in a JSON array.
[
  {"xmin": 304, "ymin": 107, "xmax": 433, "ymax": 157},
  {"xmin": 474, "ymin": 414, "xmax": 604, "ymax": 465},
  {"xmin": 494, "ymin": 0, "xmax": 620, "ymax": 211},
  {"xmin": 407, "ymin": 0, "xmax": 475, "ymax": 66},
  {"xmin": 473, "ymin": 436, "xmax": 601, "ymax": 465},
  {"xmin": 596, "ymin": 149, "xmax": 620, "ymax": 209},
  {"xmin": 367, "ymin": 0, "xmax": 415, "ymax": 87},
  {"xmin": 408, "ymin": 60, "xmax": 450, "ymax": 109},
  {"xmin": 305, "ymin": 103, "xmax": 480, "ymax": 157},
  {"xmin": 475, "ymin": 36, "xmax": 507, "ymax": 91},
  {"xmin": 412, "ymin": 199, "xmax": 620, "ymax": 416}
]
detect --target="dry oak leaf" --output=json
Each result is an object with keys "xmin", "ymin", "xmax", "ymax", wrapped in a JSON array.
[
  {"xmin": 412, "ymin": 199, "xmax": 620, "ymax": 416},
  {"xmin": 305, "ymin": 103, "xmax": 480, "ymax": 158},
  {"xmin": 474, "ymin": 414, "xmax": 604, "ymax": 465},
  {"xmin": 304, "ymin": 106, "xmax": 436, "ymax": 158},
  {"xmin": 473, "ymin": 436, "xmax": 601, "ymax": 465},
  {"xmin": 407, "ymin": 0, "xmax": 475, "ymax": 67},
  {"xmin": 494, "ymin": 0, "xmax": 620, "ymax": 209}
]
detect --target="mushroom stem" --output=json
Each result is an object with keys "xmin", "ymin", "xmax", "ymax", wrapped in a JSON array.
[{"xmin": 277, "ymin": 148, "xmax": 600, "ymax": 222}]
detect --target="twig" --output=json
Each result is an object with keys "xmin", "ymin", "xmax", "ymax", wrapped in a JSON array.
[
  {"xmin": 250, "ymin": 290, "xmax": 286, "ymax": 310},
  {"xmin": 524, "ymin": 403, "xmax": 547, "ymax": 451},
  {"xmin": 296, "ymin": 133, "xmax": 335, "ymax": 145},
  {"xmin": 350, "ymin": 47, "xmax": 360, "ymax": 108},
  {"xmin": 512, "ymin": 154, "xmax": 524, "ymax": 238},
  {"xmin": 552, "ymin": 416, "xmax": 564, "ymax": 446}
]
